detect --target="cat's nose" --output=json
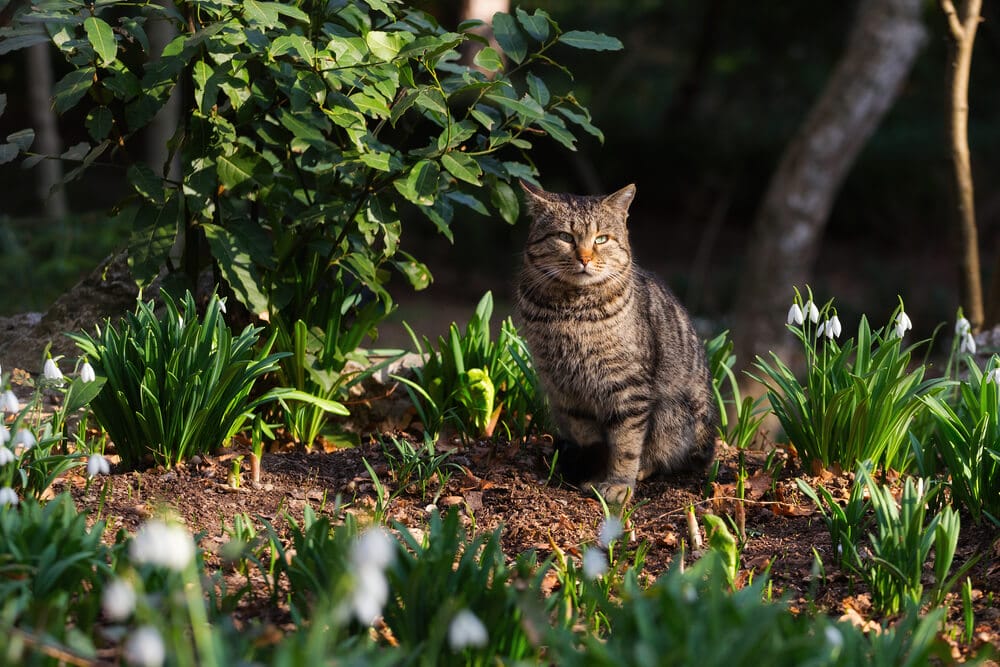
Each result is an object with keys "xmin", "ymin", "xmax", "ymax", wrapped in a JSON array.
[{"xmin": 577, "ymin": 250, "xmax": 593, "ymax": 266}]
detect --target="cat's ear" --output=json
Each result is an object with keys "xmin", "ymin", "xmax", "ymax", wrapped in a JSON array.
[
  {"xmin": 519, "ymin": 179, "xmax": 557, "ymax": 216},
  {"xmin": 603, "ymin": 184, "xmax": 636, "ymax": 213}
]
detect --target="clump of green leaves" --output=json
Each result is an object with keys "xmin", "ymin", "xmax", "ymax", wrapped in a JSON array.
[
  {"xmin": 922, "ymin": 354, "xmax": 1000, "ymax": 525},
  {"xmin": 70, "ymin": 290, "xmax": 335, "ymax": 469},
  {"xmin": 5, "ymin": 1, "xmax": 620, "ymax": 388},
  {"xmin": 752, "ymin": 289, "xmax": 944, "ymax": 472},
  {"xmin": 0, "ymin": 493, "xmax": 110, "ymax": 642},
  {"xmin": 397, "ymin": 291, "xmax": 546, "ymax": 441}
]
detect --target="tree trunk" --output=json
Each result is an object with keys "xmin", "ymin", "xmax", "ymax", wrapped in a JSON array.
[
  {"xmin": 26, "ymin": 42, "xmax": 67, "ymax": 220},
  {"xmin": 940, "ymin": 0, "xmax": 984, "ymax": 331},
  {"xmin": 460, "ymin": 0, "xmax": 510, "ymax": 67},
  {"xmin": 732, "ymin": 0, "xmax": 926, "ymax": 372}
]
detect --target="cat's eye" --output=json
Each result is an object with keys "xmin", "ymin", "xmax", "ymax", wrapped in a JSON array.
[
  {"xmin": 557, "ymin": 232, "xmax": 575, "ymax": 244},
  {"xmin": 594, "ymin": 234, "xmax": 610, "ymax": 245}
]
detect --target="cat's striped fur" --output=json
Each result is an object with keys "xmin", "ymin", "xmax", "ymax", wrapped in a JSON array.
[{"xmin": 515, "ymin": 181, "xmax": 717, "ymax": 503}]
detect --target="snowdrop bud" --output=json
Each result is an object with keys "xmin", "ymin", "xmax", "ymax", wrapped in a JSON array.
[
  {"xmin": 177, "ymin": 315, "xmax": 184, "ymax": 329},
  {"xmin": 448, "ymin": 609, "xmax": 489, "ymax": 651},
  {"xmin": 80, "ymin": 361, "xmax": 96, "ymax": 383},
  {"xmin": 0, "ymin": 390, "xmax": 18, "ymax": 413},
  {"xmin": 130, "ymin": 520, "xmax": 196, "ymax": 571},
  {"xmin": 102, "ymin": 578, "xmax": 136, "ymax": 622},
  {"xmin": 0, "ymin": 425, "xmax": 8, "ymax": 445},
  {"xmin": 986, "ymin": 368, "xmax": 1000, "ymax": 386},
  {"xmin": 804, "ymin": 301, "xmax": 820, "ymax": 323},
  {"xmin": 87, "ymin": 454, "xmax": 111, "ymax": 478},
  {"xmin": 43, "ymin": 358, "xmax": 63, "ymax": 381},
  {"xmin": 218, "ymin": 298, "xmax": 227, "ymax": 314},
  {"xmin": 0, "ymin": 486, "xmax": 18, "ymax": 506},
  {"xmin": 894, "ymin": 311, "xmax": 912, "ymax": 339},
  {"xmin": 598, "ymin": 516, "xmax": 623, "ymax": 548},
  {"xmin": 582, "ymin": 547, "xmax": 608, "ymax": 579},
  {"xmin": 960, "ymin": 332, "xmax": 976, "ymax": 355},
  {"xmin": 916, "ymin": 478, "xmax": 925, "ymax": 500},
  {"xmin": 124, "ymin": 626, "xmax": 165, "ymax": 667},
  {"xmin": 0, "ymin": 446, "xmax": 14, "ymax": 466},
  {"xmin": 956, "ymin": 317, "xmax": 971, "ymax": 337},
  {"xmin": 786, "ymin": 303, "xmax": 804, "ymax": 326},
  {"xmin": 12, "ymin": 429, "xmax": 35, "ymax": 449}
]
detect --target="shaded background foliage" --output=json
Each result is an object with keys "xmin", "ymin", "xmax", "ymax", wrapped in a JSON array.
[{"xmin": 2, "ymin": 0, "xmax": 1000, "ymax": 348}]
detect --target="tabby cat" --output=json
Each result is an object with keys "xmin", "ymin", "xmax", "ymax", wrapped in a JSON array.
[{"xmin": 514, "ymin": 180, "xmax": 718, "ymax": 503}]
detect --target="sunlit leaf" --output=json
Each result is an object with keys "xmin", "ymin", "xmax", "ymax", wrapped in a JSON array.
[
  {"xmin": 441, "ymin": 151, "xmax": 481, "ymax": 185},
  {"xmin": 53, "ymin": 67, "xmax": 95, "ymax": 114},
  {"xmin": 473, "ymin": 46, "xmax": 503, "ymax": 72},
  {"xmin": 83, "ymin": 16, "xmax": 117, "ymax": 65}
]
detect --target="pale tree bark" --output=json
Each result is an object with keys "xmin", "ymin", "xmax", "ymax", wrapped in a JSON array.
[
  {"xmin": 460, "ymin": 0, "xmax": 510, "ymax": 67},
  {"xmin": 940, "ymin": 0, "xmax": 985, "ymax": 331},
  {"xmin": 732, "ymin": 0, "xmax": 926, "ymax": 374},
  {"xmin": 26, "ymin": 42, "xmax": 67, "ymax": 220}
]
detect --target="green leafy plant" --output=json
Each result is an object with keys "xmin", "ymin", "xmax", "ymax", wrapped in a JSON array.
[
  {"xmin": 706, "ymin": 330, "xmax": 767, "ymax": 450},
  {"xmin": 69, "ymin": 290, "xmax": 340, "ymax": 469},
  {"xmin": 4, "ymin": 1, "xmax": 619, "ymax": 394},
  {"xmin": 855, "ymin": 469, "xmax": 967, "ymax": 615},
  {"xmin": 380, "ymin": 435, "xmax": 456, "ymax": 503},
  {"xmin": 565, "ymin": 551, "xmax": 951, "ymax": 666},
  {"xmin": 922, "ymin": 354, "xmax": 1000, "ymax": 525},
  {"xmin": 752, "ymin": 289, "xmax": 944, "ymax": 472},
  {"xmin": 398, "ymin": 291, "xmax": 546, "ymax": 441},
  {"xmin": 0, "ymin": 493, "xmax": 110, "ymax": 638},
  {"xmin": 385, "ymin": 510, "xmax": 550, "ymax": 664},
  {"xmin": 796, "ymin": 466, "xmax": 872, "ymax": 572}
]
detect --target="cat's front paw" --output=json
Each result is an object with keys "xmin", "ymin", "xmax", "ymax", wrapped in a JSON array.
[{"xmin": 594, "ymin": 480, "xmax": 634, "ymax": 505}]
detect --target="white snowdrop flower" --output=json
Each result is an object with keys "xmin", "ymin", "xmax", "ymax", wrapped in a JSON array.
[
  {"xmin": 915, "ymin": 477, "xmax": 925, "ymax": 500},
  {"xmin": 986, "ymin": 368, "xmax": 1000, "ymax": 386},
  {"xmin": 828, "ymin": 315, "xmax": 842, "ymax": 338},
  {"xmin": 130, "ymin": 520, "xmax": 196, "ymax": 572},
  {"xmin": 348, "ymin": 528, "xmax": 396, "ymax": 625},
  {"xmin": 0, "ymin": 446, "xmax": 14, "ymax": 466},
  {"xmin": 448, "ymin": 609, "xmax": 489, "ymax": 651},
  {"xmin": 894, "ymin": 310, "xmax": 912, "ymax": 339},
  {"xmin": 0, "ymin": 424, "xmax": 8, "ymax": 445},
  {"xmin": 123, "ymin": 626, "xmax": 165, "ymax": 667},
  {"xmin": 102, "ymin": 578, "xmax": 136, "ymax": 622},
  {"xmin": 787, "ymin": 303, "xmax": 804, "ymax": 326},
  {"xmin": 351, "ymin": 527, "xmax": 396, "ymax": 570},
  {"xmin": 824, "ymin": 624, "xmax": 844, "ymax": 652},
  {"xmin": 960, "ymin": 332, "xmax": 976, "ymax": 355},
  {"xmin": 956, "ymin": 317, "xmax": 971, "ymax": 337},
  {"xmin": 217, "ymin": 298, "xmax": 227, "ymax": 314},
  {"xmin": 682, "ymin": 582, "xmax": 697, "ymax": 603},
  {"xmin": 582, "ymin": 547, "xmax": 608, "ymax": 579},
  {"xmin": 0, "ymin": 486, "xmax": 18, "ymax": 506},
  {"xmin": 177, "ymin": 315, "xmax": 184, "ymax": 329},
  {"xmin": 351, "ymin": 563, "xmax": 389, "ymax": 625},
  {"xmin": 0, "ymin": 390, "xmax": 18, "ymax": 413},
  {"xmin": 598, "ymin": 516, "xmax": 623, "ymax": 548},
  {"xmin": 43, "ymin": 358, "xmax": 64, "ymax": 382},
  {"xmin": 80, "ymin": 361, "xmax": 96, "ymax": 383},
  {"xmin": 87, "ymin": 454, "xmax": 111, "ymax": 478},
  {"xmin": 804, "ymin": 300, "xmax": 820, "ymax": 323},
  {"xmin": 12, "ymin": 428, "xmax": 35, "ymax": 449}
]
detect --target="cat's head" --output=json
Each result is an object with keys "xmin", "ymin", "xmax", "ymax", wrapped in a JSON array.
[{"xmin": 519, "ymin": 180, "xmax": 636, "ymax": 287}]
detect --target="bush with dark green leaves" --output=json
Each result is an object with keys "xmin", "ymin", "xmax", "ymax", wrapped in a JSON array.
[{"xmin": 2, "ymin": 0, "xmax": 620, "ymax": 377}]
